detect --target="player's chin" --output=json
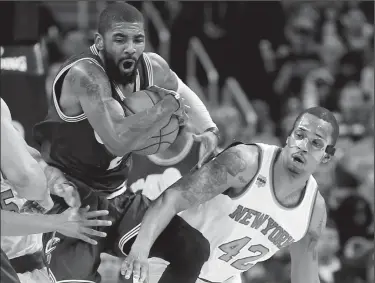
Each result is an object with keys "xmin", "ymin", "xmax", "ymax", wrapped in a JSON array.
[
  {"xmin": 119, "ymin": 67, "xmax": 135, "ymax": 77},
  {"xmin": 287, "ymin": 163, "xmax": 305, "ymax": 176}
]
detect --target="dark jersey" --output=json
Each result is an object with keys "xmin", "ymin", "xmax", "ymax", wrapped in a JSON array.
[
  {"xmin": 128, "ymin": 137, "xmax": 202, "ymax": 199},
  {"xmin": 33, "ymin": 45, "xmax": 154, "ymax": 193}
]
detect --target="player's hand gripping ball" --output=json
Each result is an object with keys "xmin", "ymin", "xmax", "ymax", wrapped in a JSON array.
[{"xmin": 123, "ymin": 85, "xmax": 189, "ymax": 155}]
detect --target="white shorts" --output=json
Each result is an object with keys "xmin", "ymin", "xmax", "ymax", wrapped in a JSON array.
[{"xmin": 17, "ymin": 267, "xmax": 52, "ymax": 283}]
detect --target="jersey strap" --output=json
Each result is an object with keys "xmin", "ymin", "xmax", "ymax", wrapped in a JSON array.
[{"xmin": 142, "ymin": 53, "xmax": 154, "ymax": 86}]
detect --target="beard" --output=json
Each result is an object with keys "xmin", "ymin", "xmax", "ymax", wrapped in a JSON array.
[{"xmin": 102, "ymin": 49, "xmax": 139, "ymax": 83}]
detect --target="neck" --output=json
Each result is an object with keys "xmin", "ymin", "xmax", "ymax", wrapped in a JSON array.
[
  {"xmin": 153, "ymin": 131, "xmax": 192, "ymax": 160},
  {"xmin": 274, "ymin": 150, "xmax": 310, "ymax": 200}
]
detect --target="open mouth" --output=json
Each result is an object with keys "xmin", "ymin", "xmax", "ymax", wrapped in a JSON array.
[
  {"xmin": 293, "ymin": 155, "xmax": 305, "ymax": 164},
  {"xmin": 122, "ymin": 59, "xmax": 135, "ymax": 70}
]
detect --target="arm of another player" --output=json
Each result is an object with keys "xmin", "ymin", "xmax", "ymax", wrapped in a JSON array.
[
  {"xmin": 0, "ymin": 99, "xmax": 49, "ymax": 203},
  {"xmin": 25, "ymin": 144, "xmax": 81, "ymax": 208},
  {"xmin": 289, "ymin": 193, "xmax": 327, "ymax": 283},
  {"xmin": 66, "ymin": 61, "xmax": 181, "ymax": 157},
  {"xmin": 121, "ymin": 144, "xmax": 259, "ymax": 282},
  {"xmin": 148, "ymin": 53, "xmax": 219, "ymax": 167},
  {"xmin": 1, "ymin": 206, "xmax": 112, "ymax": 245}
]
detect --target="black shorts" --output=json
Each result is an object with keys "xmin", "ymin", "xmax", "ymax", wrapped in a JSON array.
[
  {"xmin": 43, "ymin": 177, "xmax": 210, "ymax": 283},
  {"xmin": 1, "ymin": 249, "xmax": 21, "ymax": 283},
  {"xmin": 115, "ymin": 200, "xmax": 211, "ymax": 283},
  {"xmin": 43, "ymin": 176, "xmax": 136, "ymax": 283}
]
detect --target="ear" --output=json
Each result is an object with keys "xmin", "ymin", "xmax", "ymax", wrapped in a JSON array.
[
  {"xmin": 321, "ymin": 153, "xmax": 332, "ymax": 164},
  {"xmin": 94, "ymin": 32, "xmax": 104, "ymax": 51}
]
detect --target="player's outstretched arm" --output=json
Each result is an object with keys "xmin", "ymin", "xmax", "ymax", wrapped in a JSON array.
[
  {"xmin": 148, "ymin": 52, "xmax": 220, "ymax": 167},
  {"xmin": 121, "ymin": 144, "xmax": 259, "ymax": 282},
  {"xmin": 289, "ymin": 193, "xmax": 327, "ymax": 283},
  {"xmin": 25, "ymin": 144, "xmax": 82, "ymax": 208},
  {"xmin": 65, "ymin": 61, "xmax": 181, "ymax": 156},
  {"xmin": 0, "ymin": 99, "xmax": 49, "ymax": 203},
  {"xmin": 1, "ymin": 206, "xmax": 112, "ymax": 245}
]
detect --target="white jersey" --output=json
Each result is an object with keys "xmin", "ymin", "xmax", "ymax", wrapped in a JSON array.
[
  {"xmin": 180, "ymin": 143, "xmax": 318, "ymax": 282},
  {"xmin": 0, "ymin": 173, "xmax": 43, "ymax": 259}
]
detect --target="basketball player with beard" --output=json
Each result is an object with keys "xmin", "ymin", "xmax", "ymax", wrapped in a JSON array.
[
  {"xmin": 122, "ymin": 107, "xmax": 338, "ymax": 283},
  {"xmin": 1, "ymin": 98, "xmax": 111, "ymax": 283},
  {"xmin": 33, "ymin": 2, "xmax": 219, "ymax": 282}
]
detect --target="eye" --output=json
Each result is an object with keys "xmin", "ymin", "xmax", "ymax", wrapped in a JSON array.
[
  {"xmin": 114, "ymin": 38, "xmax": 125, "ymax": 43},
  {"xmin": 313, "ymin": 140, "xmax": 324, "ymax": 148},
  {"xmin": 134, "ymin": 38, "xmax": 145, "ymax": 44},
  {"xmin": 295, "ymin": 131, "xmax": 304, "ymax": 139}
]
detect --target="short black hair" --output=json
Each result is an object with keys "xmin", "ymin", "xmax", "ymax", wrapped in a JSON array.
[
  {"xmin": 291, "ymin": 107, "xmax": 340, "ymax": 150},
  {"xmin": 98, "ymin": 2, "xmax": 144, "ymax": 35}
]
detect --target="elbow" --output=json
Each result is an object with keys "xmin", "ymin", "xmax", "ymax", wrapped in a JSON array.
[
  {"xmin": 13, "ymin": 163, "xmax": 47, "ymax": 200},
  {"xmin": 161, "ymin": 189, "xmax": 189, "ymax": 215}
]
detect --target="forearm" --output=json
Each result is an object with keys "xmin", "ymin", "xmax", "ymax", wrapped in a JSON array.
[
  {"xmin": 132, "ymin": 148, "xmax": 243, "ymax": 251},
  {"xmin": 175, "ymin": 75, "xmax": 216, "ymax": 133},
  {"xmin": 1, "ymin": 210, "xmax": 59, "ymax": 236},
  {"xmin": 125, "ymin": 99, "xmax": 176, "ymax": 141},
  {"xmin": 110, "ymin": 95, "xmax": 178, "ymax": 154},
  {"xmin": 132, "ymin": 195, "xmax": 177, "ymax": 254},
  {"xmin": 26, "ymin": 145, "xmax": 48, "ymax": 172}
]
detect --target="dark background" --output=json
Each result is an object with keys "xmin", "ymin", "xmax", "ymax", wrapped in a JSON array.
[{"xmin": 0, "ymin": 1, "xmax": 373, "ymax": 283}]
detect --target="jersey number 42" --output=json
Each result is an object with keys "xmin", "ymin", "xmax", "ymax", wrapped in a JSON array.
[{"xmin": 218, "ymin": 237, "xmax": 269, "ymax": 270}]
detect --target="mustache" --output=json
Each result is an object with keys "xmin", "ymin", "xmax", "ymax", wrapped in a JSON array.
[
  {"xmin": 121, "ymin": 56, "xmax": 138, "ymax": 62},
  {"xmin": 292, "ymin": 152, "xmax": 306, "ymax": 163}
]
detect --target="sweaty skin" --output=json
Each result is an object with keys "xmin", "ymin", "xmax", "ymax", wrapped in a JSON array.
[
  {"xmin": 288, "ymin": 114, "xmax": 332, "ymax": 162},
  {"xmin": 120, "ymin": 106, "xmax": 339, "ymax": 283},
  {"xmin": 0, "ymin": 99, "xmax": 111, "ymax": 242},
  {"xmin": 62, "ymin": 61, "xmax": 180, "ymax": 157},
  {"xmin": 122, "ymin": 139, "xmax": 328, "ymax": 283},
  {"xmin": 59, "ymin": 20, "xmax": 217, "ymax": 160},
  {"xmin": 1, "ymin": 98, "xmax": 49, "ymax": 203}
]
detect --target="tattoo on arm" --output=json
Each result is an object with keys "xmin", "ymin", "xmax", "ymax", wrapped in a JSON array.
[
  {"xmin": 78, "ymin": 71, "xmax": 109, "ymax": 113},
  {"xmin": 127, "ymin": 107, "xmax": 165, "ymax": 133},
  {"xmin": 174, "ymin": 148, "xmax": 247, "ymax": 206}
]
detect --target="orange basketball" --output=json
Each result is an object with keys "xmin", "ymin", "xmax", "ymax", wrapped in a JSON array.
[{"xmin": 123, "ymin": 90, "xmax": 179, "ymax": 155}]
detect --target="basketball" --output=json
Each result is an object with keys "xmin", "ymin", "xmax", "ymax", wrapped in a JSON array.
[{"xmin": 123, "ymin": 89, "xmax": 179, "ymax": 155}]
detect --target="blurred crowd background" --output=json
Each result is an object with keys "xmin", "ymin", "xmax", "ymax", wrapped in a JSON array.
[{"xmin": 0, "ymin": 1, "xmax": 373, "ymax": 283}]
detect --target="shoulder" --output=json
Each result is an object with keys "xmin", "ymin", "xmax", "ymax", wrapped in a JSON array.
[
  {"xmin": 145, "ymin": 52, "xmax": 178, "ymax": 90},
  {"xmin": 1, "ymin": 98, "xmax": 12, "ymax": 121},
  {"xmin": 64, "ymin": 59, "xmax": 109, "ymax": 87},
  {"xmin": 145, "ymin": 52, "xmax": 170, "ymax": 72}
]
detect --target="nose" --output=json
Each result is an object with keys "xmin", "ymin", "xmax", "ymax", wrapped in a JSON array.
[
  {"xmin": 298, "ymin": 138, "xmax": 309, "ymax": 152},
  {"xmin": 124, "ymin": 41, "xmax": 136, "ymax": 55}
]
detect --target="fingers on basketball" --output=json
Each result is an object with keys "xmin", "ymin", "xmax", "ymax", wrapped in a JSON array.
[{"xmin": 127, "ymin": 90, "xmax": 180, "ymax": 155}]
